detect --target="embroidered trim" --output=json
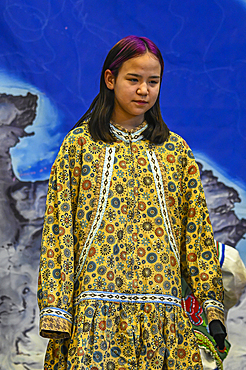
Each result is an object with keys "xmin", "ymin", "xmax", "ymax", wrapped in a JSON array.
[
  {"xmin": 75, "ymin": 147, "xmax": 106, "ymax": 266},
  {"xmin": 146, "ymin": 148, "xmax": 180, "ymax": 264},
  {"xmin": 155, "ymin": 150, "xmax": 180, "ymax": 251},
  {"xmin": 204, "ymin": 300, "xmax": 225, "ymax": 325},
  {"xmin": 40, "ymin": 307, "xmax": 73, "ymax": 323},
  {"xmin": 74, "ymin": 146, "xmax": 115, "ymax": 282},
  {"xmin": 39, "ymin": 308, "xmax": 72, "ymax": 339},
  {"xmin": 74, "ymin": 290, "xmax": 182, "ymax": 307},
  {"xmin": 203, "ymin": 299, "xmax": 224, "ymax": 312},
  {"xmin": 206, "ymin": 306, "xmax": 225, "ymax": 325},
  {"xmin": 110, "ymin": 123, "xmax": 147, "ymax": 142},
  {"xmin": 194, "ymin": 330, "xmax": 223, "ymax": 370}
]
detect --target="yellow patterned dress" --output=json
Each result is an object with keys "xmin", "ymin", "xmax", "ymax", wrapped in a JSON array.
[{"xmin": 38, "ymin": 122, "xmax": 224, "ymax": 370}]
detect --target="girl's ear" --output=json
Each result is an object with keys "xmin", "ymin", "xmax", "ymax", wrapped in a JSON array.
[{"xmin": 104, "ymin": 69, "xmax": 115, "ymax": 90}]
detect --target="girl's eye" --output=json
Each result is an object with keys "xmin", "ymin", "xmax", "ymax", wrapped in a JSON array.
[
  {"xmin": 150, "ymin": 80, "xmax": 158, "ymax": 85},
  {"xmin": 128, "ymin": 78, "xmax": 138, "ymax": 82}
]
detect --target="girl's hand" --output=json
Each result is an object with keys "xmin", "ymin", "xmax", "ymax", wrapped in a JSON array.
[{"xmin": 209, "ymin": 320, "xmax": 227, "ymax": 351}]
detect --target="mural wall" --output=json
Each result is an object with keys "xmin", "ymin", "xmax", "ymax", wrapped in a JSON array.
[{"xmin": 0, "ymin": 0, "xmax": 246, "ymax": 369}]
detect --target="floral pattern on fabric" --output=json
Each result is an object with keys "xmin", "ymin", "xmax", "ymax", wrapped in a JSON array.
[{"xmin": 37, "ymin": 123, "xmax": 224, "ymax": 369}]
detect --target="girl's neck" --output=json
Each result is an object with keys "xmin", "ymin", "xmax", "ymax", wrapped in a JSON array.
[{"xmin": 110, "ymin": 116, "xmax": 144, "ymax": 132}]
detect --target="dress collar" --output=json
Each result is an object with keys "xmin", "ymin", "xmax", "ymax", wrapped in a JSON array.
[{"xmin": 110, "ymin": 121, "xmax": 148, "ymax": 142}]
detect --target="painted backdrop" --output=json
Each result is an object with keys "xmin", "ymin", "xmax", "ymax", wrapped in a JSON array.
[{"xmin": 0, "ymin": 0, "xmax": 246, "ymax": 369}]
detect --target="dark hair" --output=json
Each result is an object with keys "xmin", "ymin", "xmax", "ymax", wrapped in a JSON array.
[{"xmin": 74, "ymin": 35, "xmax": 169, "ymax": 144}]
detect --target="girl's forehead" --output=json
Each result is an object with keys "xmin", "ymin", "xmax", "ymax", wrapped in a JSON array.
[{"xmin": 120, "ymin": 53, "xmax": 161, "ymax": 74}]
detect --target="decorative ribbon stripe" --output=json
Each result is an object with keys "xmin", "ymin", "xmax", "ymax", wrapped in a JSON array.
[
  {"xmin": 203, "ymin": 299, "xmax": 224, "ymax": 312},
  {"xmin": 74, "ymin": 290, "xmax": 182, "ymax": 307},
  {"xmin": 146, "ymin": 149, "xmax": 180, "ymax": 264},
  {"xmin": 40, "ymin": 307, "xmax": 73, "ymax": 323},
  {"xmin": 74, "ymin": 146, "xmax": 115, "ymax": 282}
]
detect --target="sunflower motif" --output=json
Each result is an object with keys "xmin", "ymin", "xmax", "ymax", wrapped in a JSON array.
[
  {"xmin": 151, "ymin": 355, "xmax": 164, "ymax": 369},
  {"xmin": 198, "ymin": 259, "xmax": 208, "ymax": 270},
  {"xmin": 93, "ymin": 276, "xmax": 106, "ymax": 289},
  {"xmin": 42, "ymin": 269, "xmax": 50, "ymax": 281},
  {"xmin": 115, "ymin": 277, "xmax": 123, "ymax": 288},
  {"xmin": 141, "ymin": 267, "xmax": 152, "ymax": 278},
  {"xmin": 142, "ymin": 221, "xmax": 153, "ymax": 232},
  {"xmin": 83, "ymin": 354, "xmax": 91, "ymax": 365},
  {"xmin": 107, "ymin": 255, "xmax": 115, "ymax": 268},
  {"xmin": 123, "ymin": 346, "xmax": 133, "ymax": 358},
  {"xmin": 63, "ymin": 281, "xmax": 73, "ymax": 294},
  {"xmin": 106, "ymin": 360, "xmax": 115, "ymax": 370},
  {"xmin": 100, "ymin": 244, "xmax": 111, "ymax": 256},
  {"xmin": 143, "ymin": 328, "xmax": 149, "ymax": 340},
  {"xmin": 68, "ymin": 145, "xmax": 76, "ymax": 157},
  {"xmin": 116, "ymin": 333, "xmax": 126, "ymax": 346},
  {"xmin": 60, "ymin": 213, "xmax": 72, "ymax": 228},
  {"xmin": 126, "ymin": 244, "xmax": 134, "ymax": 253},
  {"xmin": 105, "ymin": 207, "xmax": 117, "ymax": 221},
  {"xmin": 115, "ymin": 183, "xmax": 124, "ymax": 194},
  {"xmin": 94, "ymin": 231, "xmax": 105, "ymax": 246},
  {"xmin": 60, "ymin": 189, "xmax": 71, "ymax": 201},
  {"xmin": 63, "ymin": 235, "xmax": 73, "ymax": 247},
  {"xmin": 143, "ymin": 176, "xmax": 153, "ymax": 186},
  {"xmin": 160, "ymin": 253, "xmax": 169, "ymax": 264},
  {"xmin": 88, "ymin": 143, "xmax": 100, "ymax": 154}
]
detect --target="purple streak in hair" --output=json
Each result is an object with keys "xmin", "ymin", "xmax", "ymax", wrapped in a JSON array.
[{"xmin": 108, "ymin": 35, "xmax": 164, "ymax": 76}]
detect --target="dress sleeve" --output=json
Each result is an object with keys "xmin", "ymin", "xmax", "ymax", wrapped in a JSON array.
[
  {"xmin": 179, "ymin": 142, "xmax": 225, "ymax": 325},
  {"xmin": 37, "ymin": 133, "xmax": 82, "ymax": 339}
]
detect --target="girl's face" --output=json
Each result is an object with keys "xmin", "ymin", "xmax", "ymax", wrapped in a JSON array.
[{"xmin": 105, "ymin": 52, "xmax": 161, "ymax": 126}]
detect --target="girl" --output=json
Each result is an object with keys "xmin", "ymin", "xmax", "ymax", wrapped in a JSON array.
[{"xmin": 38, "ymin": 36, "xmax": 226, "ymax": 370}]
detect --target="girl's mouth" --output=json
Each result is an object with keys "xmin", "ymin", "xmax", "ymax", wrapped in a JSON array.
[{"xmin": 134, "ymin": 100, "xmax": 148, "ymax": 105}]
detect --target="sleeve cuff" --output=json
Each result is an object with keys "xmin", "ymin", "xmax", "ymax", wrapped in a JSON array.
[
  {"xmin": 203, "ymin": 300, "xmax": 225, "ymax": 325},
  {"xmin": 39, "ymin": 307, "xmax": 73, "ymax": 339}
]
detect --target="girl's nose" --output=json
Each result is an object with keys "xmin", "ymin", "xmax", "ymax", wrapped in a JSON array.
[{"xmin": 137, "ymin": 83, "xmax": 148, "ymax": 95}]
